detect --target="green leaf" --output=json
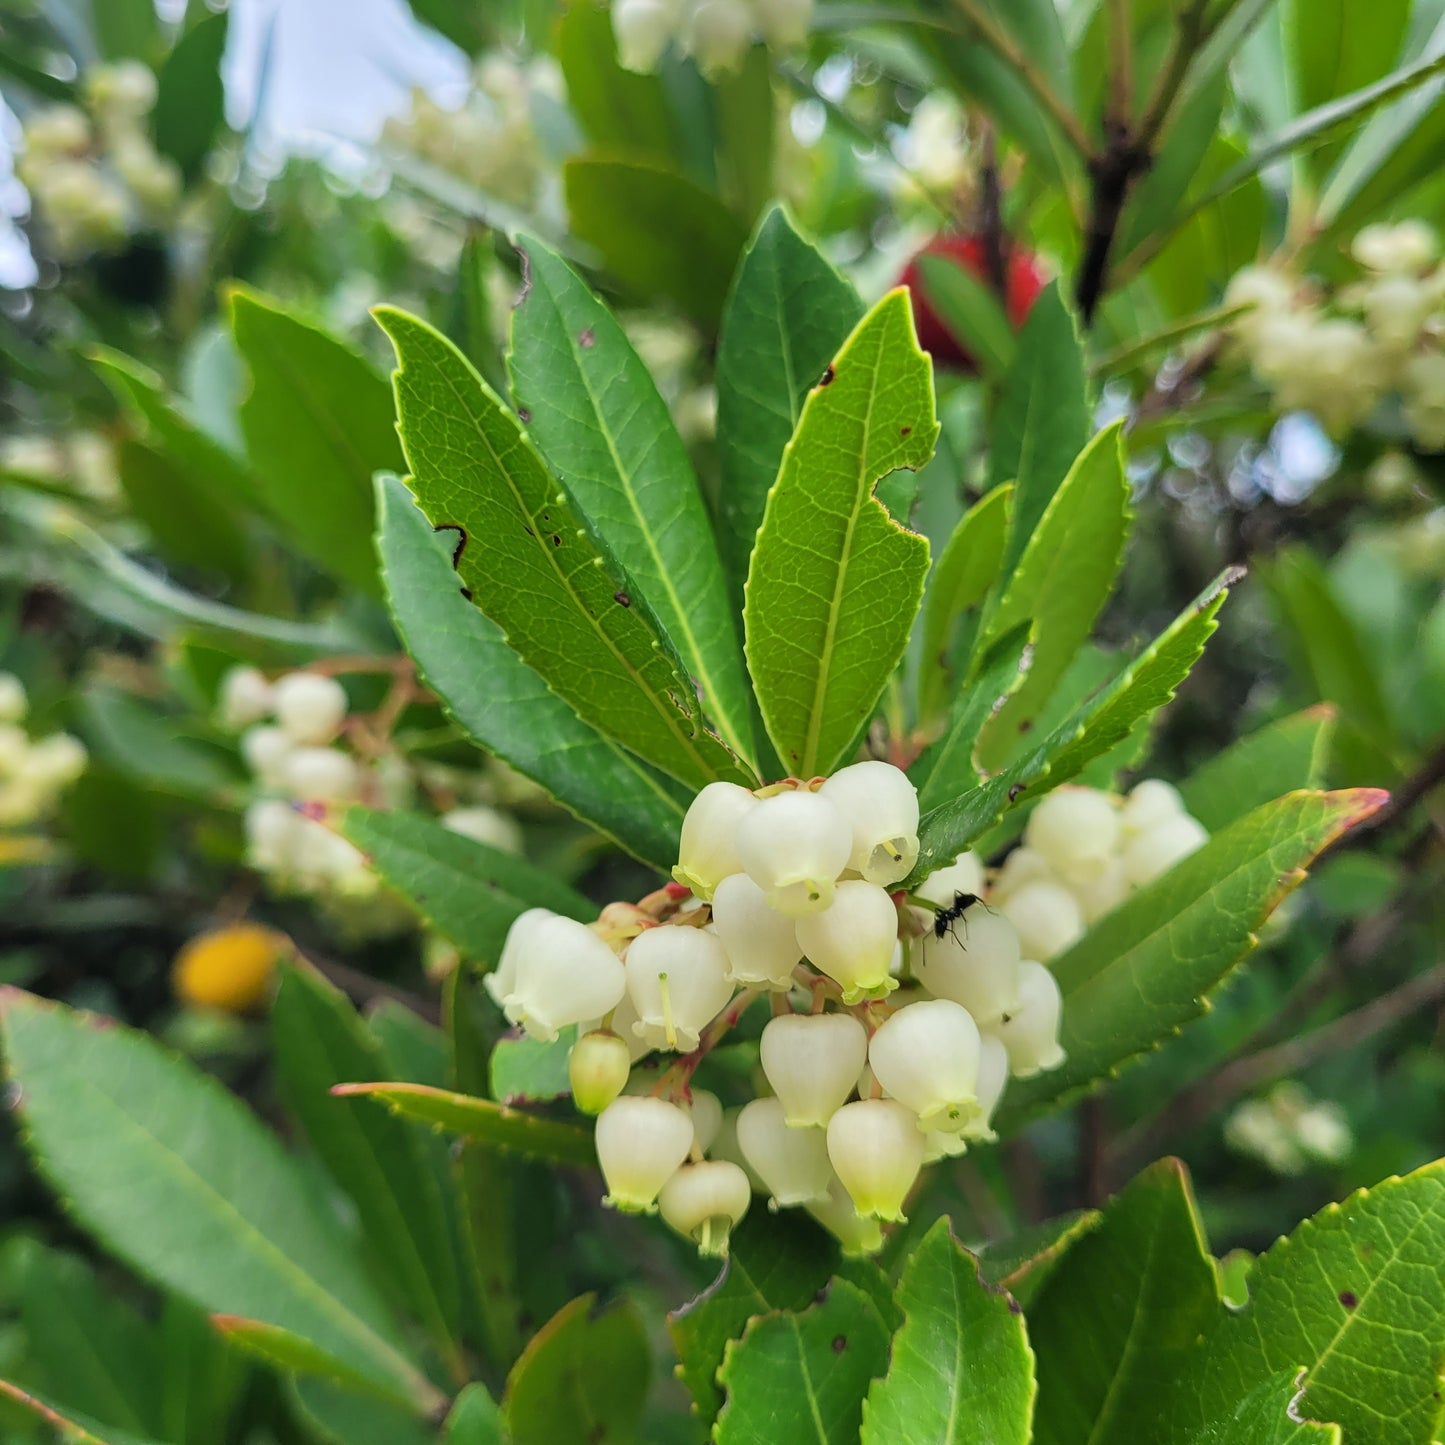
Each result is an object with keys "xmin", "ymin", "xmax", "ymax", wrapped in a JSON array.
[
  {"xmin": 158, "ymin": 1295, "xmax": 246, "ymax": 1445},
  {"xmin": 997, "ymin": 788, "xmax": 1389, "ymax": 1128},
  {"xmin": 1182, "ymin": 1373, "xmax": 1341, "ymax": 1444},
  {"xmin": 210, "ymin": 1315, "xmax": 409, "ymax": 1401},
  {"xmin": 78, "ymin": 684, "xmax": 236, "ymax": 803},
  {"xmin": 975, "ymin": 424, "xmax": 1131, "ymax": 770},
  {"xmin": 0, "ymin": 1381, "xmax": 161, "ymax": 1445},
  {"xmin": 669, "ymin": 1209, "xmax": 841, "ymax": 1422},
  {"xmin": 90, "ymin": 0, "xmax": 157, "ymax": 58},
  {"xmin": 713, "ymin": 45, "xmax": 777, "ymax": 225},
  {"xmin": 987, "ymin": 284, "xmax": 1089, "ymax": 581},
  {"xmin": 714, "ymin": 1280, "xmax": 890, "ymax": 1445},
  {"xmin": 860, "ymin": 1217, "xmax": 1035, "ymax": 1445},
  {"xmin": 918, "ymin": 483, "xmax": 1013, "ymax": 725},
  {"xmin": 331, "ymin": 1082, "xmax": 596, "ymax": 1167},
  {"xmin": 271, "ymin": 965, "xmax": 463, "ymax": 1368},
  {"xmin": 114, "ymin": 436, "xmax": 250, "ymax": 582},
  {"xmin": 152, "ymin": 11, "xmax": 228, "ymax": 181},
  {"xmin": 976, "ymin": 1211, "xmax": 1101, "ymax": 1312},
  {"xmin": 565, "ymin": 157, "xmax": 750, "ymax": 330},
  {"xmin": 503, "ymin": 1294, "xmax": 650, "ymax": 1445},
  {"xmin": 290, "ymin": 1378, "xmax": 435, "ymax": 1445},
  {"xmin": 1179, "ymin": 706, "xmax": 1336, "ymax": 833},
  {"xmin": 343, "ymin": 806, "xmax": 591, "ymax": 965},
  {"xmin": 910, "ymin": 574, "xmax": 1234, "ymax": 883},
  {"xmin": 509, "ymin": 236, "xmax": 755, "ymax": 767},
  {"xmin": 715, "ymin": 206, "xmax": 866, "ymax": 611},
  {"xmin": 916, "ymin": 252, "xmax": 1018, "ymax": 381},
  {"xmin": 1161, "ymin": 1161, "xmax": 1445, "ymax": 1445},
  {"xmin": 376, "ymin": 473, "xmax": 687, "ymax": 870},
  {"xmin": 444, "ymin": 1384, "xmax": 505, "ymax": 1444},
  {"xmin": 1030, "ymin": 1160, "xmax": 1219, "ymax": 1445},
  {"xmin": 490, "ymin": 1028, "xmax": 574, "ymax": 1104},
  {"xmin": 0, "ymin": 991, "xmax": 439, "ymax": 1412},
  {"xmin": 744, "ymin": 289, "xmax": 938, "ymax": 777},
  {"xmin": 377, "ymin": 309, "xmax": 748, "ymax": 792},
  {"xmin": 231, "ymin": 288, "xmax": 402, "ymax": 595}
]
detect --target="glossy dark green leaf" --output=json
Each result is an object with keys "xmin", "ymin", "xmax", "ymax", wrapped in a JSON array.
[
  {"xmin": 290, "ymin": 1378, "xmax": 434, "ymax": 1445},
  {"xmin": 79, "ymin": 684, "xmax": 236, "ymax": 803},
  {"xmin": 90, "ymin": 0, "xmax": 156, "ymax": 58},
  {"xmin": 714, "ymin": 1280, "xmax": 890, "ymax": 1445},
  {"xmin": 509, "ymin": 236, "xmax": 755, "ymax": 767},
  {"xmin": 1031, "ymin": 1160, "xmax": 1219, "ymax": 1445},
  {"xmin": 976, "ymin": 1211, "xmax": 1100, "ymax": 1311},
  {"xmin": 861, "ymin": 1218, "xmax": 1035, "ymax": 1445},
  {"xmin": 375, "ymin": 473, "xmax": 688, "ymax": 870},
  {"xmin": 377, "ymin": 311, "xmax": 747, "ymax": 791},
  {"xmin": 490, "ymin": 1028, "xmax": 574, "ymax": 1104},
  {"xmin": 444, "ymin": 1384, "xmax": 505, "ymax": 1443},
  {"xmin": 0, "ymin": 1381, "xmax": 160, "ymax": 1445},
  {"xmin": 153, "ymin": 12, "xmax": 228, "ymax": 181},
  {"xmin": 1182, "ymin": 1373, "xmax": 1341, "ymax": 1444},
  {"xmin": 916, "ymin": 252, "xmax": 1018, "ymax": 381}
]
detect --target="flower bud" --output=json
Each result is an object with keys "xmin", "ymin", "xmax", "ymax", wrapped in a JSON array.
[
  {"xmin": 282, "ymin": 747, "xmax": 360, "ymax": 803},
  {"xmin": 242, "ymin": 725, "xmax": 294, "ymax": 789},
  {"xmin": 753, "ymin": 0, "xmax": 812, "ymax": 47},
  {"xmin": 687, "ymin": 1088, "xmax": 724, "ymax": 1153},
  {"xmin": 868, "ymin": 999, "xmax": 981, "ymax": 1134},
  {"xmin": 673, "ymin": 781, "xmax": 758, "ymax": 898},
  {"xmin": 914, "ymin": 850, "xmax": 985, "ymax": 908},
  {"xmin": 997, "ymin": 879, "xmax": 1083, "ymax": 962},
  {"xmin": 794, "ymin": 881, "xmax": 899, "ymax": 1003},
  {"xmin": 612, "ymin": 0, "xmax": 676, "ymax": 71},
  {"xmin": 1120, "ymin": 778, "xmax": 1185, "ymax": 836},
  {"xmin": 710, "ymin": 871, "xmax": 802, "ymax": 989},
  {"xmin": 1121, "ymin": 813, "xmax": 1208, "ymax": 887},
  {"xmin": 686, "ymin": 0, "xmax": 753, "ymax": 77},
  {"xmin": 735, "ymin": 1096, "xmax": 833, "ymax": 1206},
  {"xmin": 0, "ymin": 724, "xmax": 27, "ymax": 775},
  {"xmin": 759, "ymin": 1011, "xmax": 867, "ymax": 1127},
  {"xmin": 994, "ymin": 960, "xmax": 1065, "ymax": 1078},
  {"xmin": 218, "ymin": 665, "xmax": 273, "ymax": 731},
  {"xmin": 915, "ymin": 906, "xmax": 1021, "ymax": 1026},
  {"xmin": 25, "ymin": 734, "xmax": 86, "ymax": 790},
  {"xmin": 23, "ymin": 106, "xmax": 91, "ymax": 158},
  {"xmin": 272, "ymin": 672, "xmax": 348, "ymax": 745},
  {"xmin": 1076, "ymin": 857, "xmax": 1130, "ymax": 925},
  {"xmin": 1025, "ymin": 786, "xmax": 1120, "ymax": 874},
  {"xmin": 734, "ymin": 789, "xmax": 850, "ymax": 916},
  {"xmin": 1353, "ymin": 220, "xmax": 1436, "ymax": 274},
  {"xmin": 595, "ymin": 1095, "xmax": 695, "ymax": 1213},
  {"xmin": 965, "ymin": 1032, "xmax": 1010, "ymax": 1141},
  {"xmin": 658, "ymin": 1160, "xmax": 752, "ymax": 1255},
  {"xmin": 245, "ymin": 798, "xmax": 297, "ymax": 871},
  {"xmin": 991, "ymin": 845, "xmax": 1054, "ymax": 901},
  {"xmin": 0, "ymin": 673, "xmax": 29, "ymax": 726},
  {"xmin": 569, "ymin": 1030, "xmax": 633, "ymax": 1114},
  {"xmin": 818, "ymin": 761, "xmax": 920, "ymax": 886},
  {"xmin": 443, "ymin": 805, "xmax": 524, "ymax": 855},
  {"xmin": 487, "ymin": 908, "xmax": 627, "ymax": 1042},
  {"xmin": 625, "ymin": 924, "xmax": 734, "ymax": 1052},
  {"xmin": 806, "ymin": 1174, "xmax": 886, "ymax": 1255},
  {"xmin": 826, "ymin": 1098, "xmax": 925, "ymax": 1222}
]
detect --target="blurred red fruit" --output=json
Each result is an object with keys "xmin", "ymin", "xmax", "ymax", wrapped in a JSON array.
[{"xmin": 898, "ymin": 234, "xmax": 1047, "ymax": 371}]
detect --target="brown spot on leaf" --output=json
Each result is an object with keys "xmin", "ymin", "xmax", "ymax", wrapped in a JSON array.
[
  {"xmin": 517, "ymin": 406, "xmax": 532, "ymax": 423},
  {"xmin": 900, "ymin": 425, "xmax": 912, "ymax": 436},
  {"xmin": 1338, "ymin": 1290, "xmax": 1358, "ymax": 1309},
  {"xmin": 831, "ymin": 1334, "xmax": 847, "ymax": 1354},
  {"xmin": 1008, "ymin": 783, "xmax": 1025, "ymax": 801},
  {"xmin": 580, "ymin": 327, "xmax": 596, "ymax": 348},
  {"xmin": 614, "ymin": 591, "xmax": 632, "ymax": 607},
  {"xmin": 551, "ymin": 535, "xmax": 562, "ymax": 547},
  {"xmin": 819, "ymin": 363, "xmax": 836, "ymax": 386}
]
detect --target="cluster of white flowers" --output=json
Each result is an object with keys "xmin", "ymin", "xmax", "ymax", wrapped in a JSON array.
[
  {"xmin": 986, "ymin": 780, "xmax": 1209, "ymax": 964},
  {"xmin": 382, "ymin": 58, "xmax": 558, "ymax": 210},
  {"xmin": 488, "ymin": 761, "xmax": 1071, "ymax": 1258},
  {"xmin": 17, "ymin": 62, "xmax": 181, "ymax": 259},
  {"xmin": 1225, "ymin": 1082, "xmax": 1352, "ymax": 1176},
  {"xmin": 0, "ymin": 674, "xmax": 87, "ymax": 828},
  {"xmin": 611, "ymin": 0, "xmax": 811, "ymax": 79},
  {"xmin": 1226, "ymin": 221, "xmax": 1445, "ymax": 446},
  {"xmin": 891, "ymin": 94, "xmax": 970, "ymax": 207},
  {"xmin": 0, "ymin": 431, "xmax": 120, "ymax": 503}
]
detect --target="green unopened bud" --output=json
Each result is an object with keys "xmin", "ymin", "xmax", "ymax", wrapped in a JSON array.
[{"xmin": 569, "ymin": 1030, "xmax": 632, "ymax": 1115}]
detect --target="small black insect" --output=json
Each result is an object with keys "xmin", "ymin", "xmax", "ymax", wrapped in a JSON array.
[{"xmin": 932, "ymin": 891, "xmax": 984, "ymax": 941}]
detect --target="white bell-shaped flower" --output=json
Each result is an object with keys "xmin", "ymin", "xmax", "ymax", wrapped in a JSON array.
[
  {"xmin": 710, "ymin": 871, "xmax": 801, "ymax": 989},
  {"xmin": 914, "ymin": 850, "xmax": 986, "ymax": 907},
  {"xmin": 625, "ymin": 924, "xmax": 734, "ymax": 1053},
  {"xmin": 735, "ymin": 1096, "xmax": 833, "ymax": 1207},
  {"xmin": 1025, "ymin": 786, "xmax": 1120, "ymax": 874},
  {"xmin": 1075, "ymin": 856, "xmax": 1130, "ymax": 925},
  {"xmin": 818, "ymin": 761, "xmax": 920, "ymax": 886},
  {"xmin": 612, "ymin": 0, "xmax": 676, "ymax": 72},
  {"xmin": 282, "ymin": 747, "xmax": 360, "ymax": 804},
  {"xmin": 218, "ymin": 665, "xmax": 273, "ymax": 730},
  {"xmin": 753, "ymin": 0, "xmax": 812, "ymax": 47},
  {"xmin": 658, "ymin": 1160, "xmax": 752, "ymax": 1256},
  {"xmin": 673, "ymin": 781, "xmax": 758, "ymax": 899},
  {"xmin": 734, "ymin": 789, "xmax": 850, "ymax": 916},
  {"xmin": 868, "ymin": 999, "xmax": 982, "ymax": 1134},
  {"xmin": 991, "ymin": 845, "xmax": 1055, "ymax": 901},
  {"xmin": 1121, "ymin": 813, "xmax": 1208, "ymax": 887},
  {"xmin": 1120, "ymin": 778, "xmax": 1185, "ymax": 835},
  {"xmin": 709, "ymin": 1108, "xmax": 766, "ymax": 1191},
  {"xmin": 241, "ymin": 724, "xmax": 294, "ymax": 789},
  {"xmin": 998, "ymin": 879, "xmax": 1084, "ymax": 962},
  {"xmin": 994, "ymin": 960, "xmax": 1066, "ymax": 1078},
  {"xmin": 26, "ymin": 734, "xmax": 85, "ymax": 789},
  {"xmin": 759, "ymin": 1011, "xmax": 867, "ymax": 1127},
  {"xmin": 826, "ymin": 1098, "xmax": 925, "ymax": 1222},
  {"xmin": 0, "ymin": 674, "xmax": 26, "ymax": 725},
  {"xmin": 923, "ymin": 1127, "xmax": 970, "ymax": 1163},
  {"xmin": 686, "ymin": 0, "xmax": 753, "ymax": 77},
  {"xmin": 687, "ymin": 1088, "xmax": 724, "ymax": 1154},
  {"xmin": 595, "ymin": 1095, "xmax": 695, "ymax": 1213},
  {"xmin": 569, "ymin": 1030, "xmax": 633, "ymax": 1115},
  {"xmin": 806, "ymin": 1175, "xmax": 886, "ymax": 1255},
  {"xmin": 245, "ymin": 798, "xmax": 298, "ymax": 872},
  {"xmin": 488, "ymin": 908, "xmax": 627, "ymax": 1042},
  {"xmin": 915, "ymin": 906, "xmax": 1021, "ymax": 1026},
  {"xmin": 272, "ymin": 672, "xmax": 348, "ymax": 745},
  {"xmin": 443, "ymin": 805, "xmax": 524, "ymax": 855},
  {"xmin": 963, "ymin": 1033, "xmax": 1010, "ymax": 1142},
  {"xmin": 794, "ymin": 881, "xmax": 899, "ymax": 1003}
]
